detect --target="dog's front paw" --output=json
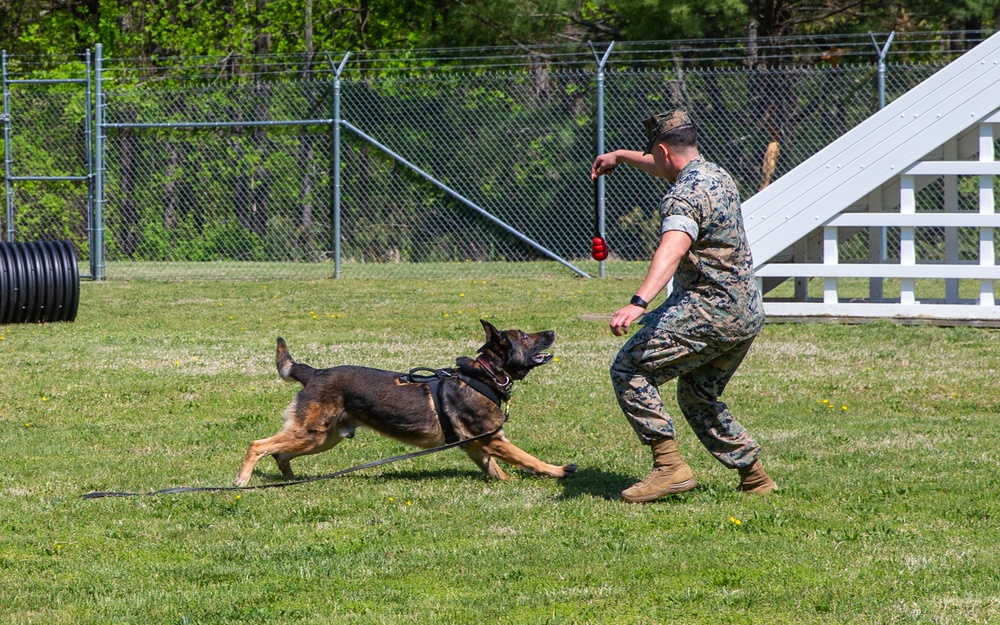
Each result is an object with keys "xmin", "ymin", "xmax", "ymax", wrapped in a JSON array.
[
  {"xmin": 233, "ymin": 476, "xmax": 250, "ymax": 488},
  {"xmin": 561, "ymin": 464, "xmax": 577, "ymax": 477}
]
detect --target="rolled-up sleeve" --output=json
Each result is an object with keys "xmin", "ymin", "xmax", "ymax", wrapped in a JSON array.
[
  {"xmin": 661, "ymin": 214, "xmax": 699, "ymax": 240},
  {"xmin": 660, "ymin": 195, "xmax": 700, "ymax": 241}
]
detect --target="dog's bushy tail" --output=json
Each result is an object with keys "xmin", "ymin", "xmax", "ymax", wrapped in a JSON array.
[{"xmin": 275, "ymin": 337, "xmax": 316, "ymax": 385}]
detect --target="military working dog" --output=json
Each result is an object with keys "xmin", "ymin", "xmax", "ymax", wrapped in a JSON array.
[{"xmin": 234, "ymin": 320, "xmax": 576, "ymax": 487}]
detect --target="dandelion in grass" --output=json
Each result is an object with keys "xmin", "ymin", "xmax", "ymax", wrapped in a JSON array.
[
  {"xmin": 841, "ymin": 405, "xmax": 848, "ymax": 411},
  {"xmin": 729, "ymin": 516, "xmax": 741, "ymax": 526}
]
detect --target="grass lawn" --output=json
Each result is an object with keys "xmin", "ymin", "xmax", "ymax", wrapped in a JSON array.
[{"xmin": 2, "ymin": 273, "xmax": 999, "ymax": 624}]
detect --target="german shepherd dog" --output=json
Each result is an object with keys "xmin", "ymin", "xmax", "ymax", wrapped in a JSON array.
[{"xmin": 234, "ymin": 320, "xmax": 576, "ymax": 487}]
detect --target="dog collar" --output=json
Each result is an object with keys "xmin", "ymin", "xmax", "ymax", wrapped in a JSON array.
[{"xmin": 476, "ymin": 356, "xmax": 512, "ymax": 395}]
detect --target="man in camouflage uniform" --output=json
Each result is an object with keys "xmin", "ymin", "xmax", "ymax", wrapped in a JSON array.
[{"xmin": 590, "ymin": 109, "xmax": 776, "ymax": 502}]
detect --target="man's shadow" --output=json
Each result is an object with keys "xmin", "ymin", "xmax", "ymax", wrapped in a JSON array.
[{"xmin": 556, "ymin": 467, "xmax": 637, "ymax": 501}]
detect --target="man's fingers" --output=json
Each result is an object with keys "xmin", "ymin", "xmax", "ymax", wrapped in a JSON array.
[{"xmin": 591, "ymin": 158, "xmax": 616, "ymax": 179}]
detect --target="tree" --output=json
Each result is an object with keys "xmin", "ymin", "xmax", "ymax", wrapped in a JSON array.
[{"xmin": 3, "ymin": 1, "xmax": 999, "ymax": 60}]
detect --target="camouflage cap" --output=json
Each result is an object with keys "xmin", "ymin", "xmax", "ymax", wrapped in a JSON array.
[{"xmin": 642, "ymin": 109, "xmax": 693, "ymax": 154}]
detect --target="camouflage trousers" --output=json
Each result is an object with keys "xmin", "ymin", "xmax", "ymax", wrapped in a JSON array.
[{"xmin": 609, "ymin": 325, "xmax": 761, "ymax": 469}]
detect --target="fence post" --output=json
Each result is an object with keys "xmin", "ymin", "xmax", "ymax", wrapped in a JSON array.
[
  {"xmin": 2, "ymin": 50, "xmax": 13, "ymax": 242},
  {"xmin": 93, "ymin": 44, "xmax": 104, "ymax": 281},
  {"xmin": 330, "ymin": 52, "xmax": 350, "ymax": 279},
  {"xmin": 870, "ymin": 32, "xmax": 895, "ymax": 111},
  {"xmin": 84, "ymin": 49, "xmax": 96, "ymax": 279},
  {"xmin": 869, "ymin": 31, "xmax": 895, "ymax": 295},
  {"xmin": 591, "ymin": 42, "xmax": 614, "ymax": 278}
]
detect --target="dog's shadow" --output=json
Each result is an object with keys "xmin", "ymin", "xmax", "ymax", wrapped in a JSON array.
[
  {"xmin": 250, "ymin": 466, "xmax": 481, "ymax": 485},
  {"xmin": 250, "ymin": 465, "xmax": 634, "ymax": 500}
]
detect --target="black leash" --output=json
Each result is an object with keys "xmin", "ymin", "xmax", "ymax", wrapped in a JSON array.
[{"xmin": 81, "ymin": 416, "xmax": 507, "ymax": 500}]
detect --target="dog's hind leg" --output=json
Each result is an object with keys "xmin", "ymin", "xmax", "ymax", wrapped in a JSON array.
[
  {"xmin": 272, "ymin": 429, "xmax": 347, "ymax": 480},
  {"xmin": 234, "ymin": 428, "xmax": 330, "ymax": 487},
  {"xmin": 462, "ymin": 442, "xmax": 508, "ymax": 480},
  {"xmin": 234, "ymin": 400, "xmax": 345, "ymax": 486}
]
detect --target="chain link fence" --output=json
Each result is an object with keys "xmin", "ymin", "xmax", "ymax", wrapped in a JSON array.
[{"xmin": 1, "ymin": 33, "xmax": 993, "ymax": 280}]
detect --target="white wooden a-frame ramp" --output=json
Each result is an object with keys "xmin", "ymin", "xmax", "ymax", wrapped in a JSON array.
[{"xmin": 745, "ymin": 30, "xmax": 1000, "ymax": 323}]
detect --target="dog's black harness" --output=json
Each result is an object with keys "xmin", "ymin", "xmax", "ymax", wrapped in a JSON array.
[{"xmin": 400, "ymin": 367, "xmax": 506, "ymax": 445}]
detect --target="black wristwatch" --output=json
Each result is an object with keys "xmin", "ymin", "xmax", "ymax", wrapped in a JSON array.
[{"xmin": 630, "ymin": 295, "xmax": 649, "ymax": 309}]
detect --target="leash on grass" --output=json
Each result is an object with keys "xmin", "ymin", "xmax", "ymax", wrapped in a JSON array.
[{"xmin": 81, "ymin": 414, "xmax": 508, "ymax": 500}]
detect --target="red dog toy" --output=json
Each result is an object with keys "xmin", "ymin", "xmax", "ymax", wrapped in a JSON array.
[
  {"xmin": 591, "ymin": 236, "xmax": 609, "ymax": 261},
  {"xmin": 591, "ymin": 178, "xmax": 609, "ymax": 261}
]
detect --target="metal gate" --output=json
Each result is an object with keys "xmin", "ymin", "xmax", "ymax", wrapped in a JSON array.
[{"xmin": 1, "ymin": 51, "xmax": 96, "ymax": 278}]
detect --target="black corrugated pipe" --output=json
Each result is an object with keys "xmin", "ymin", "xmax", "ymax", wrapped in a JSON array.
[{"xmin": 0, "ymin": 240, "xmax": 80, "ymax": 323}]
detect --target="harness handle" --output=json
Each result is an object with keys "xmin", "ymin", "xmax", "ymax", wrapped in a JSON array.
[{"xmin": 401, "ymin": 367, "xmax": 454, "ymax": 383}]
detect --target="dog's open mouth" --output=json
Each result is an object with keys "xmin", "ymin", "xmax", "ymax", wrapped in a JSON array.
[{"xmin": 532, "ymin": 352, "xmax": 554, "ymax": 365}]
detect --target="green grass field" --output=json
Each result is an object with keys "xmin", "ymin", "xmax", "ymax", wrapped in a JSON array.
[{"xmin": 2, "ymin": 275, "xmax": 999, "ymax": 624}]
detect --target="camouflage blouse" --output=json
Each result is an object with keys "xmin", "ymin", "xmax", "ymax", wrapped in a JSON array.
[{"xmin": 640, "ymin": 156, "xmax": 765, "ymax": 340}]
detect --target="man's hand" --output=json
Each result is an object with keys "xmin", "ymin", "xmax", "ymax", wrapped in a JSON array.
[
  {"xmin": 591, "ymin": 152, "xmax": 618, "ymax": 179},
  {"xmin": 610, "ymin": 304, "xmax": 646, "ymax": 336}
]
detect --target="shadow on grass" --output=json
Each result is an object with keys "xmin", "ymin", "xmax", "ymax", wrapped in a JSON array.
[
  {"xmin": 556, "ymin": 467, "xmax": 636, "ymax": 500},
  {"xmin": 556, "ymin": 468, "xmax": 723, "ymax": 501},
  {"xmin": 249, "ymin": 466, "xmax": 482, "ymax": 485},
  {"xmin": 251, "ymin": 466, "xmax": 687, "ymax": 502}
]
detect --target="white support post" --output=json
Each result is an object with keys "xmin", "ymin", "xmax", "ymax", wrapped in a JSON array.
[
  {"xmin": 823, "ymin": 226, "xmax": 839, "ymax": 304},
  {"xmin": 943, "ymin": 138, "xmax": 959, "ymax": 303},
  {"xmin": 794, "ymin": 238, "xmax": 808, "ymax": 301},
  {"xmin": 867, "ymin": 189, "xmax": 884, "ymax": 302},
  {"xmin": 980, "ymin": 124, "xmax": 996, "ymax": 306},
  {"xmin": 900, "ymin": 175, "xmax": 916, "ymax": 305}
]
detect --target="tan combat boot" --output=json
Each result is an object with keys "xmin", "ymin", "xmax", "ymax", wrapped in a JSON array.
[
  {"xmin": 621, "ymin": 437, "xmax": 696, "ymax": 503},
  {"xmin": 737, "ymin": 460, "xmax": 778, "ymax": 494}
]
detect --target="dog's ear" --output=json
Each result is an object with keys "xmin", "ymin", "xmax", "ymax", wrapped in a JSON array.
[{"xmin": 479, "ymin": 319, "xmax": 505, "ymax": 351}]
